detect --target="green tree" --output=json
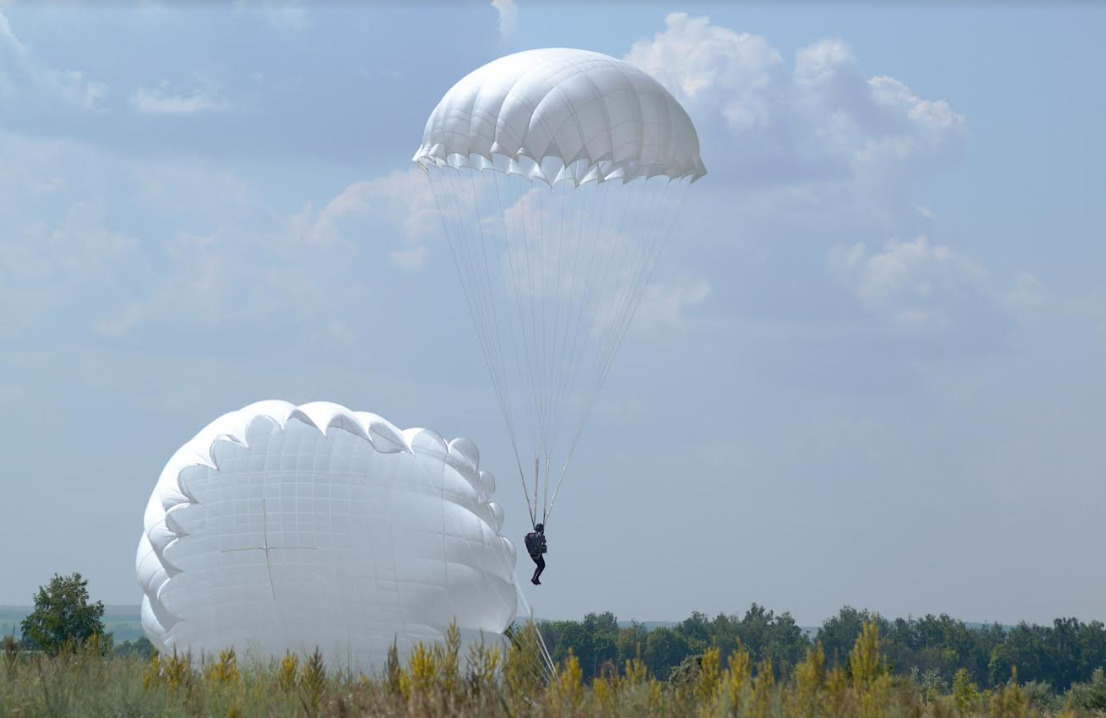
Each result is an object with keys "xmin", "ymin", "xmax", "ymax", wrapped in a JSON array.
[
  {"xmin": 817, "ymin": 606, "xmax": 886, "ymax": 670},
  {"xmin": 645, "ymin": 627, "xmax": 690, "ymax": 679},
  {"xmin": 581, "ymin": 611, "xmax": 619, "ymax": 677},
  {"xmin": 19, "ymin": 572, "xmax": 106, "ymax": 654}
]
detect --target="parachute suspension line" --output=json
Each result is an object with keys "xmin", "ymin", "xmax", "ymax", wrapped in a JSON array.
[
  {"xmin": 544, "ymin": 179, "xmax": 613, "ymax": 458},
  {"xmin": 494, "ymin": 171, "xmax": 546, "ymax": 527},
  {"xmin": 442, "ymin": 169, "xmax": 515, "ymax": 449},
  {"xmin": 551, "ymin": 179, "xmax": 593, "ymax": 456},
  {"xmin": 467, "ymin": 168, "xmax": 538, "ymax": 527},
  {"xmin": 542, "ymin": 178, "xmax": 645, "ymax": 523},
  {"xmin": 538, "ymin": 177, "xmax": 639, "ymax": 526},
  {"xmin": 515, "ymin": 589, "xmax": 556, "ymax": 678},
  {"xmin": 437, "ymin": 166, "xmax": 691, "ymax": 530},
  {"xmin": 588, "ymin": 182, "xmax": 674, "ymax": 400},
  {"xmin": 515, "ymin": 173, "xmax": 543, "ymax": 464},
  {"xmin": 537, "ymin": 177, "xmax": 549, "ymax": 460},
  {"xmin": 540, "ymin": 179, "xmax": 609, "ymax": 525},
  {"xmin": 542, "ymin": 456, "xmax": 551, "ymax": 526},
  {"xmin": 430, "ymin": 167, "xmax": 534, "ymax": 526},
  {"xmin": 537, "ymin": 181, "xmax": 563, "ymax": 473},
  {"xmin": 491, "ymin": 173, "xmax": 537, "ymax": 527},
  {"xmin": 523, "ymin": 174, "xmax": 542, "ymax": 456},
  {"xmin": 544, "ymin": 179, "xmax": 691, "ymax": 525},
  {"xmin": 540, "ymin": 180, "xmax": 574, "ymax": 527},
  {"xmin": 583, "ymin": 181, "xmax": 688, "ymax": 439},
  {"xmin": 467, "ymin": 169, "xmax": 519, "ymax": 461}
]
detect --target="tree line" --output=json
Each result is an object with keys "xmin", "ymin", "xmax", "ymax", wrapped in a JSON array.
[
  {"xmin": 13, "ymin": 574, "xmax": 1105, "ymax": 695},
  {"xmin": 536, "ymin": 604, "xmax": 1106, "ymax": 692}
]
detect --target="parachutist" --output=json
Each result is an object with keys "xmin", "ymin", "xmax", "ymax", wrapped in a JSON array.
[
  {"xmin": 525, "ymin": 523, "xmax": 547, "ymax": 585},
  {"xmin": 415, "ymin": 49, "xmax": 704, "ymax": 537}
]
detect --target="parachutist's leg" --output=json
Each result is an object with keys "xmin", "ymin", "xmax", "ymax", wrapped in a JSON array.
[{"xmin": 532, "ymin": 555, "xmax": 545, "ymax": 585}]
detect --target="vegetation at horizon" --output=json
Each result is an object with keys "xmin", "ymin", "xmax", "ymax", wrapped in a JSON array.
[
  {"xmin": 3, "ymin": 573, "xmax": 1105, "ymax": 716},
  {"xmin": 4, "ymin": 618, "xmax": 1106, "ymax": 717}
]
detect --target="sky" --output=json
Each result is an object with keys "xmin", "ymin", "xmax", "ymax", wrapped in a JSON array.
[{"xmin": 1, "ymin": 0, "xmax": 1104, "ymax": 627}]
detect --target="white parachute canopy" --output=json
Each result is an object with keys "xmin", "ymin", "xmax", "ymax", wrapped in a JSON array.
[
  {"xmin": 136, "ymin": 401, "xmax": 518, "ymax": 670},
  {"xmin": 414, "ymin": 48, "xmax": 705, "ymax": 527}
]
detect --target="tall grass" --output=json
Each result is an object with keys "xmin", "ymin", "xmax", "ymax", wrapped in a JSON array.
[{"xmin": 0, "ymin": 622, "xmax": 1102, "ymax": 717}]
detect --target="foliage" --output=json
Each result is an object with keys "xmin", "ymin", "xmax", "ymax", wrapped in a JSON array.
[
  {"xmin": 19, "ymin": 572, "xmax": 106, "ymax": 655},
  {"xmin": 539, "ymin": 604, "xmax": 808, "ymax": 682},
  {"xmin": 537, "ymin": 604, "xmax": 1106, "ymax": 695},
  {"xmin": 1066, "ymin": 668, "xmax": 1106, "ymax": 712},
  {"xmin": 0, "ymin": 618, "xmax": 1103, "ymax": 717},
  {"xmin": 113, "ymin": 636, "xmax": 154, "ymax": 659}
]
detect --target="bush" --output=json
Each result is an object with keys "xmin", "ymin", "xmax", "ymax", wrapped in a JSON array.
[{"xmin": 1067, "ymin": 668, "xmax": 1106, "ymax": 711}]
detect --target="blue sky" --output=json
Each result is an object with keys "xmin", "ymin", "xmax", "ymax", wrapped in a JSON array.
[{"xmin": 1, "ymin": 1, "xmax": 1104, "ymax": 626}]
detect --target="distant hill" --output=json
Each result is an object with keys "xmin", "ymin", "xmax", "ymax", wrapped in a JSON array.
[{"xmin": 0, "ymin": 605, "xmax": 145, "ymax": 643}]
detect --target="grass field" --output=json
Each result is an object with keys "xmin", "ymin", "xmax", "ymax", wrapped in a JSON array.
[{"xmin": 2, "ymin": 622, "xmax": 1104, "ymax": 717}]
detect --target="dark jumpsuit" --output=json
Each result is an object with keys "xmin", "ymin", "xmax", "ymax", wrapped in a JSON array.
[{"xmin": 526, "ymin": 531, "xmax": 547, "ymax": 583}]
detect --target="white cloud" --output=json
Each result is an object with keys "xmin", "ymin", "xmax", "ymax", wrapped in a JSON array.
[
  {"xmin": 0, "ymin": 130, "xmax": 427, "ymax": 350},
  {"xmin": 92, "ymin": 227, "xmax": 356, "ymax": 347},
  {"xmin": 0, "ymin": 10, "xmax": 26, "ymax": 56},
  {"xmin": 300, "ymin": 168, "xmax": 439, "ymax": 259},
  {"xmin": 624, "ymin": 13, "xmax": 1012, "ymax": 359},
  {"xmin": 131, "ymin": 78, "xmax": 231, "ymax": 115},
  {"xmin": 828, "ymin": 235, "xmax": 993, "ymax": 332},
  {"xmin": 491, "ymin": 0, "xmax": 517, "ymax": 41},
  {"xmin": 90, "ymin": 167, "xmax": 441, "ymax": 342},
  {"xmin": 0, "ymin": 9, "xmax": 108, "ymax": 110},
  {"xmin": 626, "ymin": 13, "xmax": 965, "ymax": 187},
  {"xmin": 631, "ymin": 275, "xmax": 711, "ymax": 337},
  {"xmin": 388, "ymin": 246, "xmax": 428, "ymax": 271}
]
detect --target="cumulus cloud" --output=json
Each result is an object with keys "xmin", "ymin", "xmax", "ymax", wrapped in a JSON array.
[
  {"xmin": 298, "ymin": 168, "xmax": 439, "ymax": 268},
  {"xmin": 631, "ymin": 276, "xmax": 711, "ymax": 337},
  {"xmin": 89, "ymin": 168, "xmax": 447, "ymax": 344},
  {"xmin": 623, "ymin": 13, "xmax": 1016, "ymax": 360},
  {"xmin": 626, "ymin": 13, "xmax": 965, "ymax": 188},
  {"xmin": 0, "ymin": 130, "xmax": 411, "ymax": 351},
  {"xmin": 827, "ymin": 236, "xmax": 997, "ymax": 333},
  {"xmin": 491, "ymin": 0, "xmax": 517, "ymax": 41},
  {"xmin": 131, "ymin": 78, "xmax": 231, "ymax": 115},
  {"xmin": 92, "ymin": 226, "xmax": 360, "ymax": 349}
]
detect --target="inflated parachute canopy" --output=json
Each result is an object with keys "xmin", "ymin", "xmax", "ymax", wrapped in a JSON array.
[
  {"xmin": 136, "ymin": 401, "xmax": 517, "ymax": 670},
  {"xmin": 413, "ymin": 47, "xmax": 706, "ymax": 185},
  {"xmin": 412, "ymin": 49, "xmax": 705, "ymax": 528}
]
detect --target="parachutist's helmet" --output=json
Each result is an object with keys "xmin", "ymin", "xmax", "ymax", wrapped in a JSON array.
[{"xmin": 534, "ymin": 523, "xmax": 544, "ymax": 532}]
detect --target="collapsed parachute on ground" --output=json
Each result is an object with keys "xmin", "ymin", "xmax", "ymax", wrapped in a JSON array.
[
  {"xmin": 414, "ymin": 48, "xmax": 706, "ymax": 528},
  {"xmin": 136, "ymin": 401, "xmax": 518, "ymax": 669}
]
